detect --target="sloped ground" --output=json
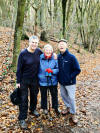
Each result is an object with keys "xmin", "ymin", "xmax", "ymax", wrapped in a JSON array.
[{"xmin": 0, "ymin": 27, "xmax": 100, "ymax": 133}]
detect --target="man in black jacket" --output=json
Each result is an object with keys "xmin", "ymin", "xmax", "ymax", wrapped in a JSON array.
[
  {"xmin": 16, "ymin": 36, "xmax": 42, "ymax": 129},
  {"xmin": 58, "ymin": 39, "xmax": 81, "ymax": 123}
]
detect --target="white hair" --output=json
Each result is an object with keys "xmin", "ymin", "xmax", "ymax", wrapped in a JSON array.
[
  {"xmin": 29, "ymin": 35, "xmax": 39, "ymax": 42},
  {"xmin": 44, "ymin": 44, "xmax": 53, "ymax": 52}
]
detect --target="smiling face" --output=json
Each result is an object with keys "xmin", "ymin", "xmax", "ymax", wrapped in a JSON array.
[
  {"xmin": 58, "ymin": 41, "xmax": 68, "ymax": 53},
  {"xmin": 29, "ymin": 36, "xmax": 39, "ymax": 52},
  {"xmin": 29, "ymin": 39, "xmax": 38, "ymax": 51},
  {"xmin": 44, "ymin": 44, "xmax": 53, "ymax": 57}
]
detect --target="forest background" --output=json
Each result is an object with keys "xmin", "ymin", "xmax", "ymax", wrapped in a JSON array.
[{"xmin": 0, "ymin": 0, "xmax": 100, "ymax": 132}]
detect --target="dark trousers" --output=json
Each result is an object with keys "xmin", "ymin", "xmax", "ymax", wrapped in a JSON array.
[
  {"xmin": 40, "ymin": 86, "xmax": 58, "ymax": 110},
  {"xmin": 18, "ymin": 79, "xmax": 39, "ymax": 120}
]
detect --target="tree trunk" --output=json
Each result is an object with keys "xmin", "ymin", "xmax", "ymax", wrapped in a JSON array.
[
  {"xmin": 12, "ymin": 0, "xmax": 26, "ymax": 70},
  {"xmin": 62, "ymin": 0, "xmax": 67, "ymax": 38},
  {"xmin": 66, "ymin": 0, "xmax": 71, "ymax": 25},
  {"xmin": 34, "ymin": 9, "xmax": 38, "ymax": 35},
  {"xmin": 54, "ymin": 0, "xmax": 57, "ymax": 19},
  {"xmin": 40, "ymin": 0, "xmax": 45, "ymax": 29}
]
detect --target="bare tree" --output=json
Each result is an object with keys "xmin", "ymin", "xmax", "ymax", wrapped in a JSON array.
[
  {"xmin": 31, "ymin": 0, "xmax": 41, "ymax": 35},
  {"xmin": 62, "ymin": 0, "xmax": 67, "ymax": 38},
  {"xmin": 76, "ymin": 0, "xmax": 100, "ymax": 52}
]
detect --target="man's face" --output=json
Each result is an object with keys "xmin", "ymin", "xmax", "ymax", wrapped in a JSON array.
[
  {"xmin": 29, "ymin": 38, "xmax": 39, "ymax": 51},
  {"xmin": 58, "ymin": 41, "xmax": 67, "ymax": 53}
]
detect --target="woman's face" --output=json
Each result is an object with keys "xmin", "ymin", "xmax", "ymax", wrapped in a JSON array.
[{"xmin": 44, "ymin": 47, "xmax": 52, "ymax": 57}]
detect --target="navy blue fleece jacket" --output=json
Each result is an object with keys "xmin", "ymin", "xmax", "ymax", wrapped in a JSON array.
[{"xmin": 58, "ymin": 49, "xmax": 81, "ymax": 85}]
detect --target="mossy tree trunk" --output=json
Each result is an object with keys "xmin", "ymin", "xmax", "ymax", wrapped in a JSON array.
[
  {"xmin": 40, "ymin": 0, "xmax": 45, "ymax": 29},
  {"xmin": 12, "ymin": 0, "xmax": 26, "ymax": 71},
  {"xmin": 54, "ymin": 0, "xmax": 58, "ymax": 19},
  {"xmin": 34, "ymin": 8, "xmax": 38, "ymax": 35}
]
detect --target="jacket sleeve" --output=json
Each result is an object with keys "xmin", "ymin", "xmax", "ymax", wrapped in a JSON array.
[
  {"xmin": 71, "ymin": 56, "xmax": 81, "ymax": 79},
  {"xmin": 16, "ymin": 53, "xmax": 23, "ymax": 83},
  {"xmin": 52, "ymin": 60, "xmax": 59, "ymax": 75}
]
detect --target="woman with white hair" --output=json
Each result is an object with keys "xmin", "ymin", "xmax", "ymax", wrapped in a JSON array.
[{"xmin": 38, "ymin": 44, "xmax": 60, "ymax": 115}]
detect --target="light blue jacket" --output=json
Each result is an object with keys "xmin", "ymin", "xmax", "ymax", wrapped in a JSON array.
[{"xmin": 38, "ymin": 54, "xmax": 59, "ymax": 86}]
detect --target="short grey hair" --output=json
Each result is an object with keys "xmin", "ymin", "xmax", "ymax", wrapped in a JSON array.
[
  {"xmin": 29, "ymin": 35, "xmax": 39, "ymax": 42},
  {"xmin": 44, "ymin": 44, "xmax": 53, "ymax": 52}
]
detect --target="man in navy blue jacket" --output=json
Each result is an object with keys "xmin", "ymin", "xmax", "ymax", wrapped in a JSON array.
[
  {"xmin": 16, "ymin": 36, "xmax": 42, "ymax": 129},
  {"xmin": 58, "ymin": 39, "xmax": 81, "ymax": 123}
]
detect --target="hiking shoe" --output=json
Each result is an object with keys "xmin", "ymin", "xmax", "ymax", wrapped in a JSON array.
[
  {"xmin": 62, "ymin": 108, "xmax": 70, "ymax": 115},
  {"xmin": 43, "ymin": 109, "xmax": 48, "ymax": 115},
  {"xmin": 30, "ymin": 110, "xmax": 40, "ymax": 117},
  {"xmin": 55, "ymin": 109, "xmax": 61, "ymax": 115},
  {"xmin": 71, "ymin": 114, "xmax": 78, "ymax": 124},
  {"xmin": 19, "ymin": 120, "xmax": 27, "ymax": 129}
]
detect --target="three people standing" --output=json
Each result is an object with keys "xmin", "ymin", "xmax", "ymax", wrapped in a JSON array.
[{"xmin": 16, "ymin": 36, "xmax": 81, "ymax": 129}]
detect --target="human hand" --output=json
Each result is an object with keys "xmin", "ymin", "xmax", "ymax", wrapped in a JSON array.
[
  {"xmin": 53, "ymin": 53, "xmax": 57, "ymax": 59},
  {"xmin": 16, "ymin": 83, "xmax": 20, "ymax": 88}
]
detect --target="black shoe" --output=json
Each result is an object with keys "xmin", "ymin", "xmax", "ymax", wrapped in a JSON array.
[
  {"xmin": 19, "ymin": 120, "xmax": 27, "ymax": 129},
  {"xmin": 30, "ymin": 110, "xmax": 40, "ymax": 117},
  {"xmin": 55, "ymin": 109, "xmax": 61, "ymax": 115}
]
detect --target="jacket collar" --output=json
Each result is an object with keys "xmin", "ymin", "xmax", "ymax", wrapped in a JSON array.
[{"xmin": 60, "ymin": 49, "xmax": 69, "ymax": 56}]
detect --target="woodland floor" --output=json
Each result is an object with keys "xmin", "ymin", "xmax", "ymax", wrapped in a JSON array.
[{"xmin": 0, "ymin": 27, "xmax": 100, "ymax": 133}]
